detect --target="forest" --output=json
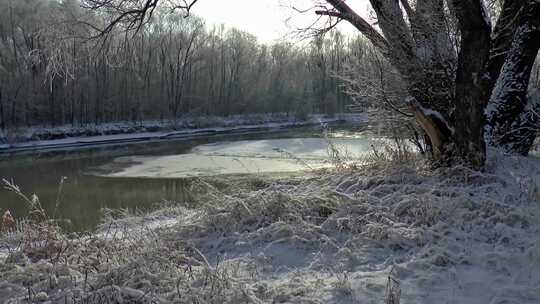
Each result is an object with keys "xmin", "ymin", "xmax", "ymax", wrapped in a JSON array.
[{"xmin": 0, "ymin": 0, "xmax": 374, "ymax": 129}]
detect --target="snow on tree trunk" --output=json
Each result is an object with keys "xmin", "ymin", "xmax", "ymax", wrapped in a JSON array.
[
  {"xmin": 323, "ymin": 0, "xmax": 539, "ymax": 167},
  {"xmin": 484, "ymin": 0, "xmax": 523, "ymax": 94},
  {"xmin": 517, "ymin": 89, "xmax": 540, "ymax": 152},
  {"xmin": 409, "ymin": 98, "xmax": 453, "ymax": 160},
  {"xmin": 486, "ymin": 2, "xmax": 540, "ymax": 155}
]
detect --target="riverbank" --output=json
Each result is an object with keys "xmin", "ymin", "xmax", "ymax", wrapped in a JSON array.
[
  {"xmin": 1, "ymin": 149, "xmax": 539, "ymax": 303},
  {"xmin": 0, "ymin": 113, "xmax": 364, "ymax": 154}
]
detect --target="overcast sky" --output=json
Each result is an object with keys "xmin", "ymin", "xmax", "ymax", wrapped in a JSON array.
[{"xmin": 191, "ymin": 0, "xmax": 372, "ymax": 43}]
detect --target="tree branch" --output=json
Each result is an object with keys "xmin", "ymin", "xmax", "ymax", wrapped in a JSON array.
[
  {"xmin": 315, "ymin": 10, "xmax": 342, "ymax": 18},
  {"xmin": 319, "ymin": 0, "xmax": 390, "ymax": 57},
  {"xmin": 82, "ymin": 0, "xmax": 200, "ymax": 36},
  {"xmin": 368, "ymin": 0, "xmax": 416, "ymax": 64}
]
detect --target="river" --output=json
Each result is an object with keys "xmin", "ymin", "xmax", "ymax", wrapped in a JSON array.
[{"xmin": 0, "ymin": 125, "xmax": 378, "ymax": 232}]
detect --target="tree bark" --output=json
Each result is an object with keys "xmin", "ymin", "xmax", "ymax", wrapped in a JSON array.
[
  {"xmin": 451, "ymin": 0, "xmax": 492, "ymax": 168},
  {"xmin": 486, "ymin": 2, "xmax": 540, "ymax": 154},
  {"xmin": 484, "ymin": 0, "xmax": 523, "ymax": 93}
]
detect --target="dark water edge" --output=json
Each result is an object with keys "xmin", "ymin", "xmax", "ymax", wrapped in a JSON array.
[{"xmin": 0, "ymin": 124, "xmax": 364, "ymax": 233}]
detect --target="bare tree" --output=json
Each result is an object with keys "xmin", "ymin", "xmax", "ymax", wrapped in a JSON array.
[
  {"xmin": 313, "ymin": 0, "xmax": 540, "ymax": 168},
  {"xmin": 0, "ymin": 0, "xmax": 361, "ymax": 136},
  {"xmin": 79, "ymin": 0, "xmax": 540, "ymax": 169}
]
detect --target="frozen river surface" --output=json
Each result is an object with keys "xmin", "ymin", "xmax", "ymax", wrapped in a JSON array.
[{"xmin": 105, "ymin": 137, "xmax": 379, "ymax": 178}]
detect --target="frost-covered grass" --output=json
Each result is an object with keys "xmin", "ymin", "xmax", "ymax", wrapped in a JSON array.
[{"xmin": 1, "ymin": 149, "xmax": 540, "ymax": 303}]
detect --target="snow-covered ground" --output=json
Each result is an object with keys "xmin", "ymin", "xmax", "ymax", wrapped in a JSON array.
[
  {"xmin": 0, "ymin": 114, "xmax": 364, "ymax": 153},
  {"xmin": 1, "ymin": 149, "xmax": 539, "ymax": 303}
]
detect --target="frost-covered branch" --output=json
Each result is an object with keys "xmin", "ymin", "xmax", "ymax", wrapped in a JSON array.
[{"xmin": 81, "ymin": 0, "xmax": 199, "ymax": 35}]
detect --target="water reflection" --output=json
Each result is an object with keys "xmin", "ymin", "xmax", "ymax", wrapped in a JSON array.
[
  {"xmin": 1, "ymin": 167, "xmax": 193, "ymax": 232},
  {"xmin": 0, "ymin": 125, "xmax": 363, "ymax": 232}
]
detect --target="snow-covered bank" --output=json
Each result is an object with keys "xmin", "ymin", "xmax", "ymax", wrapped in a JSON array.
[
  {"xmin": 0, "ymin": 114, "xmax": 364, "ymax": 154},
  {"xmin": 1, "ymin": 149, "xmax": 539, "ymax": 303}
]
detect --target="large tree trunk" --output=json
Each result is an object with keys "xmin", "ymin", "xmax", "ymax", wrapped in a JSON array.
[
  {"xmin": 486, "ymin": 2, "xmax": 540, "ymax": 155},
  {"xmin": 373, "ymin": 0, "xmax": 491, "ymax": 168},
  {"xmin": 484, "ymin": 1, "xmax": 523, "ymax": 93},
  {"xmin": 450, "ymin": 0, "xmax": 492, "ymax": 168},
  {"xmin": 321, "ymin": 0, "xmax": 540, "ymax": 168}
]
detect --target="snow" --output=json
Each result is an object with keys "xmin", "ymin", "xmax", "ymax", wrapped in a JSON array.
[
  {"xmin": 410, "ymin": 98, "xmax": 455, "ymax": 134},
  {"xmin": 97, "ymin": 137, "xmax": 383, "ymax": 178},
  {"xmin": 0, "ymin": 114, "xmax": 365, "ymax": 154},
  {"xmin": 105, "ymin": 153, "xmax": 331, "ymax": 178},
  {"xmin": 423, "ymin": 108, "xmax": 455, "ymax": 134},
  {"xmin": 480, "ymin": 0, "xmax": 492, "ymax": 29},
  {"xmin": 485, "ymin": 22, "xmax": 539, "ymax": 151},
  {"xmin": 1, "ymin": 148, "xmax": 539, "ymax": 303},
  {"xmin": 486, "ymin": 24, "xmax": 532, "ymax": 121}
]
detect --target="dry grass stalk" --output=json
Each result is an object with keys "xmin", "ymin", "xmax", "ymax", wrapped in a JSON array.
[
  {"xmin": 2, "ymin": 179, "xmax": 65, "ymax": 261},
  {"xmin": 385, "ymin": 267, "xmax": 401, "ymax": 304}
]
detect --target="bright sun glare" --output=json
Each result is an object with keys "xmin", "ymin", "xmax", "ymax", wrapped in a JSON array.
[{"xmin": 191, "ymin": 0, "xmax": 371, "ymax": 43}]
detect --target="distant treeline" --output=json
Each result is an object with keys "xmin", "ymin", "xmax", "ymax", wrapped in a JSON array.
[{"xmin": 0, "ymin": 0, "xmax": 379, "ymax": 129}]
